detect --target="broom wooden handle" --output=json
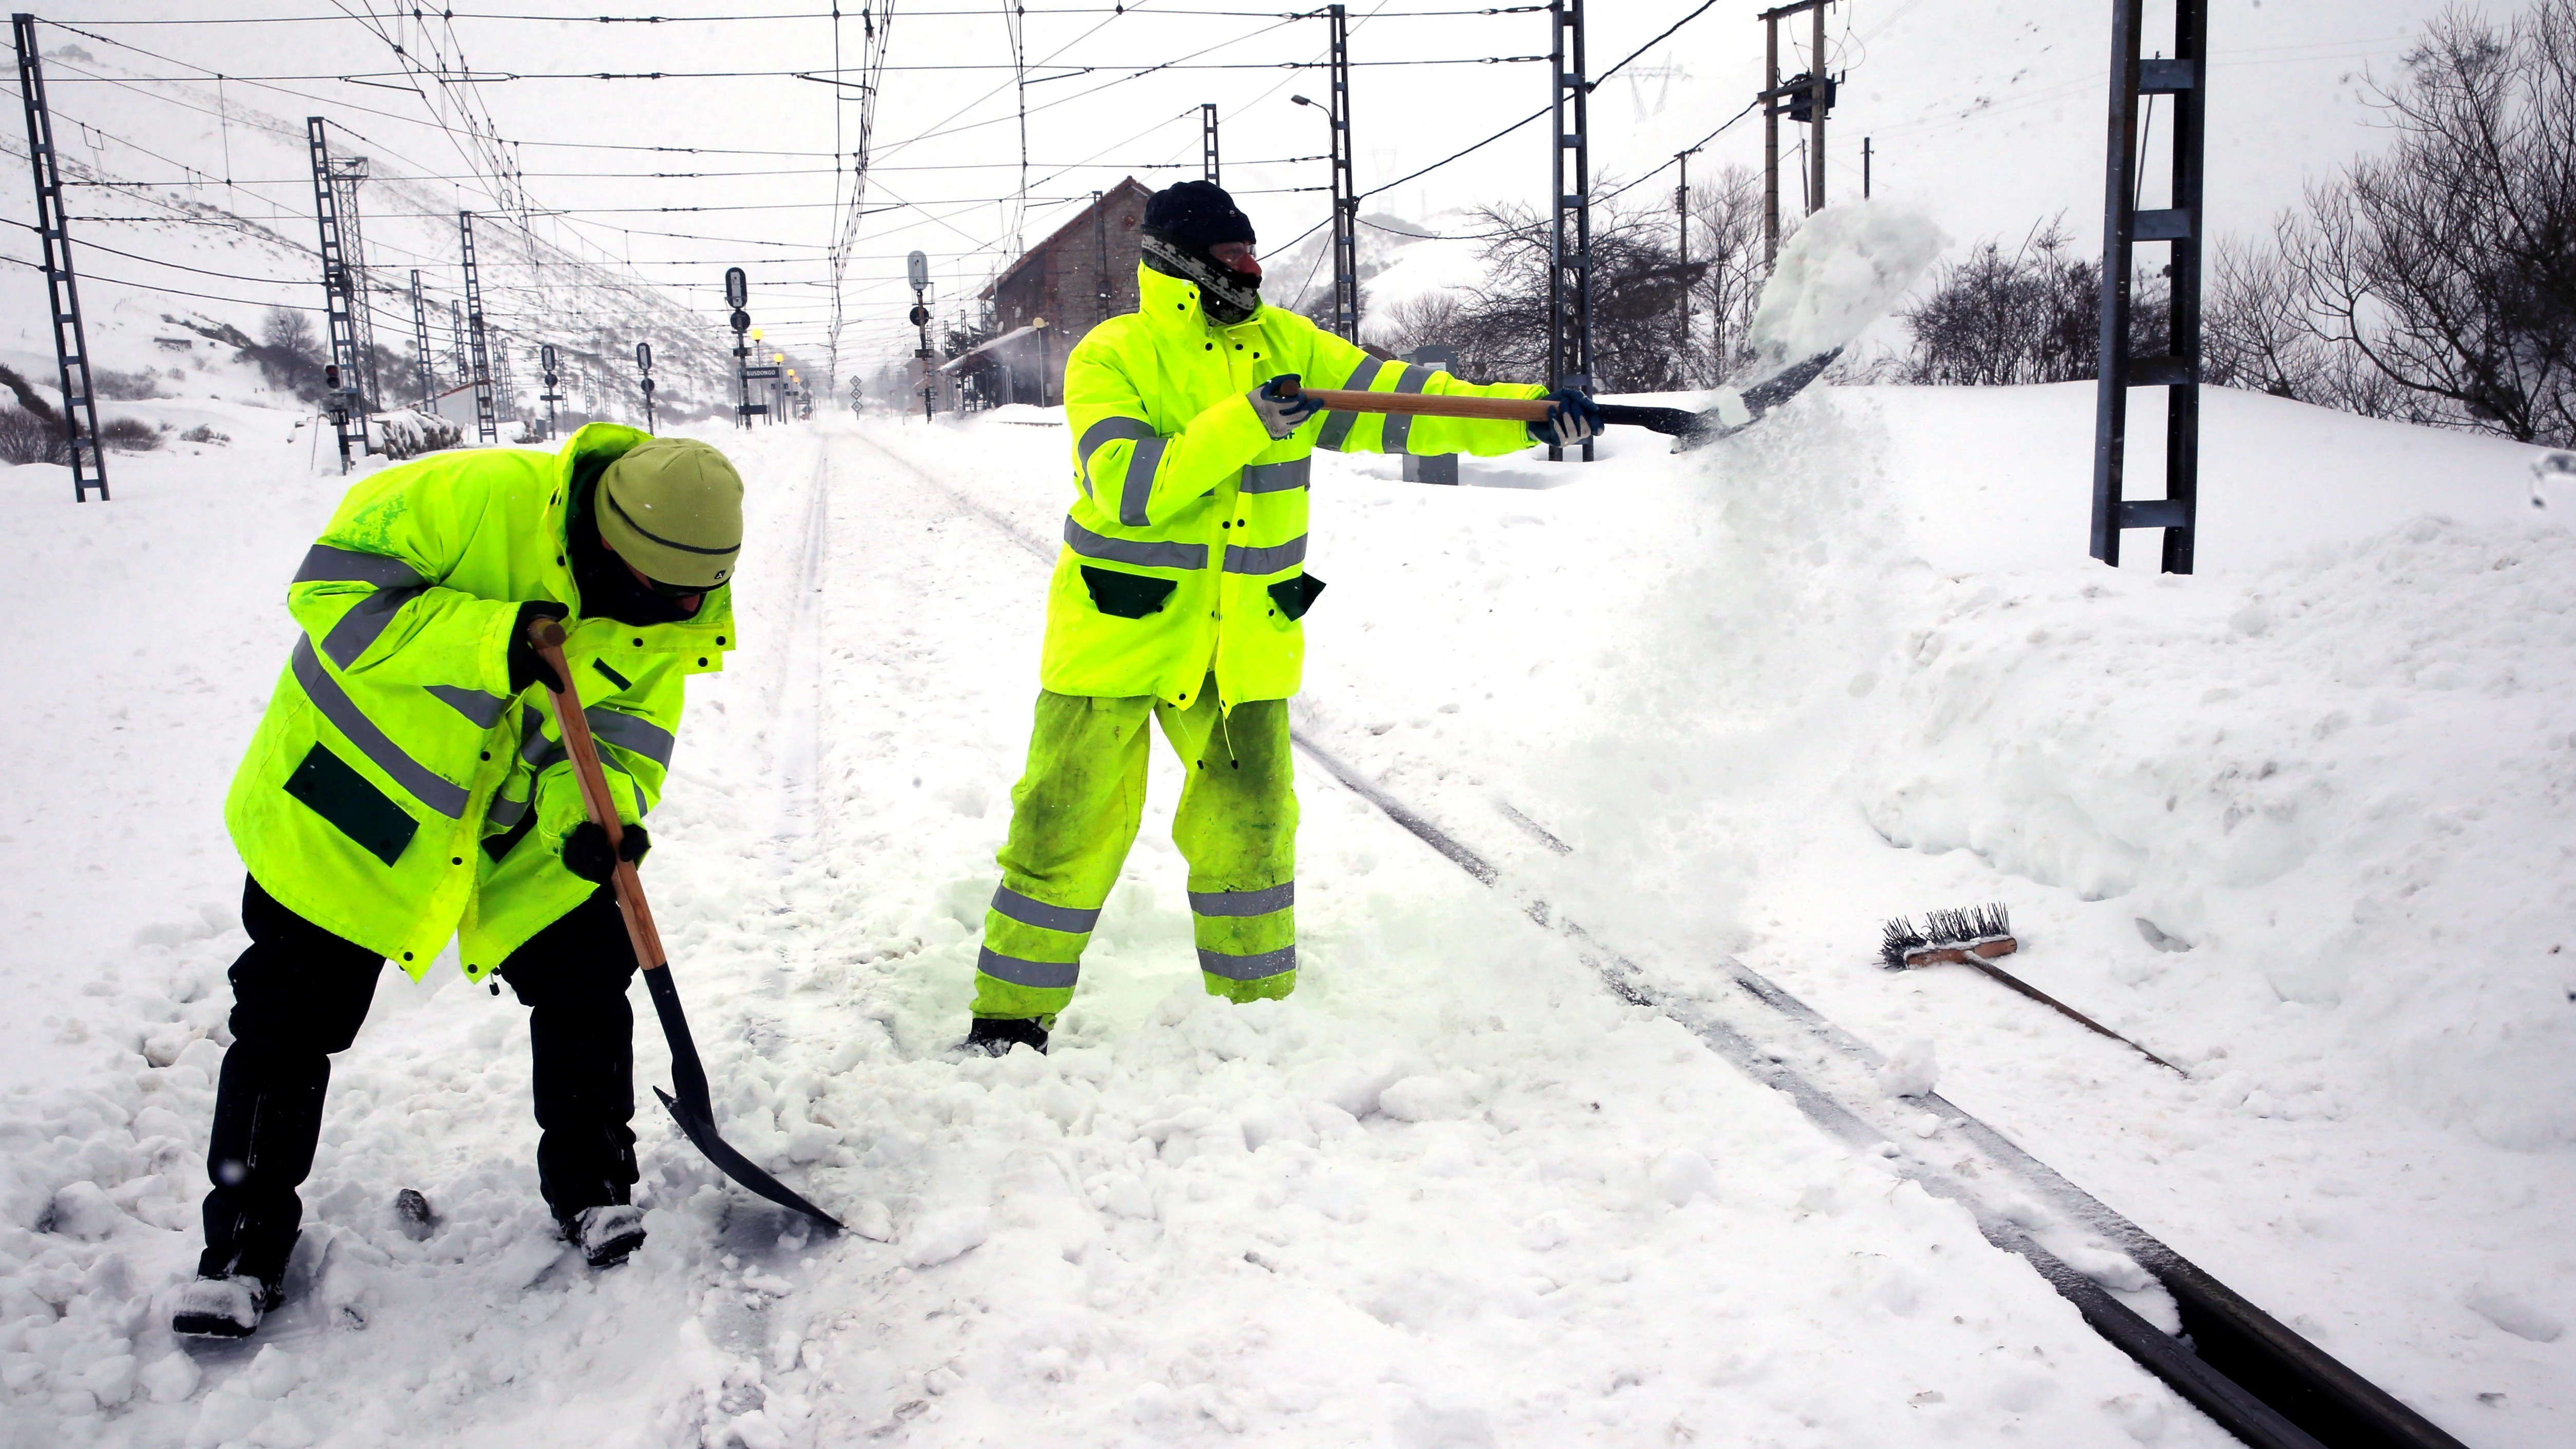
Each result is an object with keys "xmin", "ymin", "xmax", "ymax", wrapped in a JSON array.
[
  {"xmin": 528, "ymin": 616, "xmax": 668, "ymax": 973},
  {"xmin": 1282, "ymin": 384, "xmax": 1553, "ymax": 422}
]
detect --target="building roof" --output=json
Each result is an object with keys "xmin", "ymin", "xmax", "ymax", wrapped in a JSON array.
[{"xmin": 983, "ymin": 177, "xmax": 1157, "ymax": 299}]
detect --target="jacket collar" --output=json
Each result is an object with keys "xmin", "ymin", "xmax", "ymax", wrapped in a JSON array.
[{"xmin": 1137, "ymin": 262, "xmax": 1270, "ymax": 337}]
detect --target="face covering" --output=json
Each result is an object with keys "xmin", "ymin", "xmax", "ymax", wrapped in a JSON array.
[{"xmin": 1142, "ymin": 232, "xmax": 1262, "ymax": 327}]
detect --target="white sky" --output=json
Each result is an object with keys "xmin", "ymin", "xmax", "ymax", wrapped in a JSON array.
[{"xmin": 21, "ymin": 0, "xmax": 2478, "ymax": 375}]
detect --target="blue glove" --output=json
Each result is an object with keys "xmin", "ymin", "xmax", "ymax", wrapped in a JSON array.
[
  {"xmin": 1248, "ymin": 374, "xmax": 1324, "ymax": 440},
  {"xmin": 1528, "ymin": 387, "xmax": 1603, "ymax": 447}
]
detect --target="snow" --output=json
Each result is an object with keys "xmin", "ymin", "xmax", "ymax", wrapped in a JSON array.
[
  {"xmin": 5, "ymin": 372, "xmax": 2566, "ymax": 1446},
  {"xmin": 1743, "ymin": 200, "xmax": 1947, "ymax": 380}
]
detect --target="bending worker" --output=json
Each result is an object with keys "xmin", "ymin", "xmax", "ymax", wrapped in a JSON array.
[
  {"xmin": 173, "ymin": 426, "xmax": 742, "ymax": 1338},
  {"xmin": 966, "ymin": 179, "xmax": 1601, "ymax": 1054}
]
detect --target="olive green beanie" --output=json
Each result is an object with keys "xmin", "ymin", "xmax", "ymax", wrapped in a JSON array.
[{"xmin": 595, "ymin": 438, "xmax": 744, "ymax": 590}]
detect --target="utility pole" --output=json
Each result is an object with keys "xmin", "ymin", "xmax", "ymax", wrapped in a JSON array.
[
  {"xmin": 1675, "ymin": 146, "xmax": 1698, "ymax": 382},
  {"xmin": 13, "ymin": 14, "xmax": 107, "ymax": 501},
  {"xmin": 308, "ymin": 119, "xmax": 362, "ymax": 471},
  {"xmin": 1201, "ymin": 102, "xmax": 1220, "ymax": 184},
  {"xmin": 326, "ymin": 145, "xmax": 376, "ymax": 414},
  {"xmin": 2092, "ymin": 0, "xmax": 2208, "ymax": 573},
  {"xmin": 1863, "ymin": 136, "xmax": 1873, "ymax": 198},
  {"xmin": 1326, "ymin": 4, "xmax": 1358, "ymax": 342},
  {"xmin": 1758, "ymin": 1, "xmax": 1836, "ymax": 268},
  {"xmin": 1091, "ymin": 190, "xmax": 1111, "ymax": 326},
  {"xmin": 1547, "ymin": 0, "xmax": 1592, "ymax": 460},
  {"xmin": 409, "ymin": 269, "xmax": 433, "ymax": 410},
  {"xmin": 458, "ymin": 211, "xmax": 497, "ymax": 445}
]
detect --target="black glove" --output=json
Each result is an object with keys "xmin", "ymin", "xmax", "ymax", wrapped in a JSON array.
[
  {"xmin": 506, "ymin": 601, "xmax": 572, "ymax": 694},
  {"xmin": 562, "ymin": 822, "xmax": 649, "ymax": 884},
  {"xmin": 1247, "ymin": 374, "xmax": 1323, "ymax": 440},
  {"xmin": 1527, "ymin": 386, "xmax": 1604, "ymax": 447}
]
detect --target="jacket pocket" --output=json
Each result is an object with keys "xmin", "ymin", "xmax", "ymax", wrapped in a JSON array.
[
  {"xmin": 1081, "ymin": 565, "xmax": 1177, "ymax": 620},
  {"xmin": 1266, "ymin": 572, "xmax": 1325, "ymax": 622},
  {"xmin": 283, "ymin": 741, "xmax": 420, "ymax": 866}
]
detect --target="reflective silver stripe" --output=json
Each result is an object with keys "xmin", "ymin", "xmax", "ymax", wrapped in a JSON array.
[
  {"xmin": 1189, "ymin": 881, "xmax": 1294, "ymax": 917},
  {"xmin": 426, "ymin": 684, "xmax": 508, "ymax": 729},
  {"xmin": 1078, "ymin": 416, "xmax": 1156, "ymax": 496},
  {"xmin": 290, "ymin": 639, "xmax": 470, "ymax": 819},
  {"xmin": 1062, "ymin": 516, "xmax": 1207, "ymax": 571},
  {"xmin": 1197, "ymin": 944, "xmax": 1296, "ymax": 981},
  {"xmin": 1223, "ymin": 534, "xmax": 1308, "ymax": 575},
  {"xmin": 1119, "ymin": 436, "xmax": 1168, "ymax": 528},
  {"xmin": 1240, "ymin": 458, "xmax": 1311, "ymax": 494},
  {"xmin": 1315, "ymin": 357, "xmax": 1387, "ymax": 452},
  {"xmin": 587, "ymin": 708, "xmax": 675, "ymax": 769},
  {"xmin": 519, "ymin": 706, "xmax": 554, "ymax": 765},
  {"xmin": 975, "ymin": 946, "xmax": 1080, "ymax": 990},
  {"xmin": 293, "ymin": 544, "xmax": 424, "ymax": 589},
  {"xmin": 991, "ymin": 886, "xmax": 1102, "ymax": 935},
  {"xmin": 486, "ymin": 793, "xmax": 529, "ymax": 828},
  {"xmin": 318, "ymin": 585, "xmax": 424, "ymax": 668},
  {"xmin": 1379, "ymin": 364, "xmax": 1436, "ymax": 453}
]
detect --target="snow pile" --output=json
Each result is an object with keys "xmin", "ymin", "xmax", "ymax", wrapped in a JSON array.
[
  {"xmin": 1744, "ymin": 200, "xmax": 1947, "ymax": 380},
  {"xmin": 1857, "ymin": 513, "xmax": 2576, "ymax": 1148}
]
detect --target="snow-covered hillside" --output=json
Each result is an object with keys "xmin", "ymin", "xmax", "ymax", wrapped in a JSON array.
[{"xmin": 1, "ymin": 369, "xmax": 2567, "ymax": 1446}]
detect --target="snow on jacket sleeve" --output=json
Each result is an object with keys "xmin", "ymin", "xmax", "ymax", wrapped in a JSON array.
[
  {"xmin": 1294, "ymin": 326, "xmax": 1550, "ymax": 458},
  {"xmin": 1065, "ymin": 325, "xmax": 1274, "ymax": 530},
  {"xmin": 285, "ymin": 452, "xmax": 521, "ymax": 697}
]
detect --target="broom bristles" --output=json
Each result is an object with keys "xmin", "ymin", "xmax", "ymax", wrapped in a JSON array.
[{"xmin": 1882, "ymin": 902, "xmax": 2013, "ymax": 965}]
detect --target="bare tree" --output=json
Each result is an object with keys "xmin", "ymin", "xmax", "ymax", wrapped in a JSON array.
[
  {"xmin": 1688, "ymin": 163, "xmax": 1767, "ymax": 382},
  {"xmin": 1892, "ymin": 217, "xmax": 2163, "ymax": 385},
  {"xmin": 1446, "ymin": 191, "xmax": 1702, "ymax": 392},
  {"xmin": 2238, "ymin": 1, "xmax": 2576, "ymax": 443},
  {"xmin": 1367, "ymin": 290, "xmax": 1470, "ymax": 362}
]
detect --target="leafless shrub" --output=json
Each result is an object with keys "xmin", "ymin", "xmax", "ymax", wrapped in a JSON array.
[
  {"xmin": 1891, "ymin": 216, "xmax": 2166, "ymax": 385},
  {"xmin": 92, "ymin": 368, "xmax": 163, "ymax": 400},
  {"xmin": 179, "ymin": 423, "xmax": 229, "ymax": 445},
  {"xmin": 99, "ymin": 416, "xmax": 163, "ymax": 451}
]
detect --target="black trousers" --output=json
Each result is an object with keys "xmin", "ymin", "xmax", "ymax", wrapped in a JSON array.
[{"xmin": 199, "ymin": 876, "xmax": 640, "ymax": 1283}]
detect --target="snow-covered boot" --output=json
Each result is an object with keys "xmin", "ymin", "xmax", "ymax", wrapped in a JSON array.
[
  {"xmin": 564, "ymin": 1204, "xmax": 646, "ymax": 1268},
  {"xmin": 171, "ymin": 1272, "xmax": 280, "ymax": 1339},
  {"xmin": 964, "ymin": 1016, "xmax": 1047, "ymax": 1057}
]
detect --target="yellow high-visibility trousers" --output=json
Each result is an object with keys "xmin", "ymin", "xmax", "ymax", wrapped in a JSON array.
[{"xmin": 970, "ymin": 678, "xmax": 1296, "ymax": 1022}]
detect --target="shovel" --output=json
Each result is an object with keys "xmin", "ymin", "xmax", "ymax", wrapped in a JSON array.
[
  {"xmin": 1279, "ymin": 350, "xmax": 1840, "ymax": 453},
  {"xmin": 526, "ymin": 616, "xmax": 842, "ymax": 1233}
]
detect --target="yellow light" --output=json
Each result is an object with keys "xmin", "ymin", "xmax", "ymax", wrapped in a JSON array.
[
  {"xmin": 772, "ymin": 353, "xmax": 784, "ymax": 364},
  {"xmin": 749, "ymin": 327, "xmax": 763, "ymax": 341}
]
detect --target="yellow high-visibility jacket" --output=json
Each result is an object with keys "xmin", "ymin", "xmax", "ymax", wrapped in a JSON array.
[
  {"xmin": 1047, "ymin": 263, "xmax": 1544, "ymax": 708},
  {"xmin": 224, "ymin": 421, "xmax": 735, "ymax": 978}
]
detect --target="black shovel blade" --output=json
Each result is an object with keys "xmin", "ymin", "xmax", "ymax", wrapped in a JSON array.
[
  {"xmin": 653, "ymin": 1088, "xmax": 846, "ymax": 1233},
  {"xmin": 1595, "ymin": 347, "xmax": 1846, "ymax": 453},
  {"xmin": 643, "ymin": 967, "xmax": 843, "ymax": 1233}
]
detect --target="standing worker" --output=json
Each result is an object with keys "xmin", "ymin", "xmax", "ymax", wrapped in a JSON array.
[
  {"xmin": 965, "ymin": 180, "xmax": 1601, "ymax": 1054},
  {"xmin": 172, "ymin": 425, "xmax": 744, "ymax": 1338}
]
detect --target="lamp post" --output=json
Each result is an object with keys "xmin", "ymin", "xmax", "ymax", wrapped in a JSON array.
[{"xmin": 1290, "ymin": 89, "xmax": 1357, "ymax": 341}]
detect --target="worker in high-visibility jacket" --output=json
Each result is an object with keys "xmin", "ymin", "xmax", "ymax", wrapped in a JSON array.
[
  {"xmin": 171, "ymin": 425, "xmax": 743, "ymax": 1340},
  {"xmin": 965, "ymin": 180, "xmax": 1602, "ymax": 1055}
]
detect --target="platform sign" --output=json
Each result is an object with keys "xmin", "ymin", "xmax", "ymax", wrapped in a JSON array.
[{"xmin": 744, "ymin": 366, "xmax": 782, "ymax": 379}]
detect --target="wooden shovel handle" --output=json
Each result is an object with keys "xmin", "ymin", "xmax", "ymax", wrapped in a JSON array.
[
  {"xmin": 527, "ymin": 616, "xmax": 668, "ymax": 973},
  {"xmin": 1284, "ymin": 384, "xmax": 1552, "ymax": 422}
]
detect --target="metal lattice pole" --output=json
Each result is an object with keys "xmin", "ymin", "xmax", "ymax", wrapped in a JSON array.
[
  {"xmin": 13, "ymin": 14, "xmax": 106, "ymax": 501},
  {"xmin": 409, "ymin": 269, "xmax": 434, "ymax": 410},
  {"xmin": 328, "ymin": 149, "xmax": 376, "ymax": 415},
  {"xmin": 1201, "ymin": 103, "xmax": 1220, "ymax": 184},
  {"xmin": 1327, "ymin": 4, "xmax": 1358, "ymax": 342},
  {"xmin": 2091, "ymin": 0, "xmax": 2206, "ymax": 573},
  {"xmin": 307, "ymin": 118, "xmax": 361, "ymax": 471},
  {"xmin": 1547, "ymin": 0, "xmax": 1592, "ymax": 460},
  {"xmin": 459, "ymin": 211, "xmax": 498, "ymax": 445}
]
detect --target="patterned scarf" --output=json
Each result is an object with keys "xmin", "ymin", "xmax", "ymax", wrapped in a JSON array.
[{"xmin": 1141, "ymin": 233, "xmax": 1263, "ymax": 327}]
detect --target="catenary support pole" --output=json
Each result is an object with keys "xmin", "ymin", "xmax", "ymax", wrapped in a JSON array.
[
  {"xmin": 1326, "ymin": 4, "xmax": 1359, "ymax": 342},
  {"xmin": 13, "ymin": 14, "xmax": 106, "ymax": 501},
  {"xmin": 459, "ymin": 212, "xmax": 498, "ymax": 445},
  {"xmin": 2092, "ymin": 0, "xmax": 2206, "ymax": 573},
  {"xmin": 1547, "ymin": 0, "xmax": 1593, "ymax": 460},
  {"xmin": 327, "ymin": 145, "xmax": 377, "ymax": 416},
  {"xmin": 308, "ymin": 119, "xmax": 361, "ymax": 472},
  {"xmin": 409, "ymin": 269, "xmax": 434, "ymax": 410},
  {"xmin": 1863, "ymin": 135, "xmax": 1873, "ymax": 198},
  {"xmin": 1201, "ymin": 102, "xmax": 1220, "ymax": 183},
  {"xmin": 1675, "ymin": 146, "xmax": 1697, "ymax": 382}
]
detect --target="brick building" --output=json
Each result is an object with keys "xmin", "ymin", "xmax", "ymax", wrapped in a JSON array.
[{"xmin": 967, "ymin": 178, "xmax": 1154, "ymax": 407}]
